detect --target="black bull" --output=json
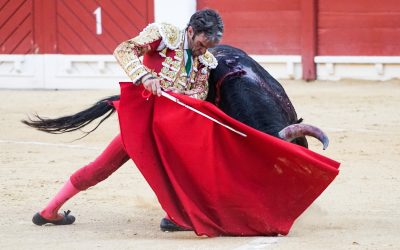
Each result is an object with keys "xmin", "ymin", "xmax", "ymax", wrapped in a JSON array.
[
  {"xmin": 22, "ymin": 45, "xmax": 328, "ymax": 149},
  {"xmin": 207, "ymin": 45, "xmax": 328, "ymax": 149}
]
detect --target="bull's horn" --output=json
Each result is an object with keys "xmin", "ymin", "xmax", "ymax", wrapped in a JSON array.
[{"xmin": 278, "ymin": 124, "xmax": 329, "ymax": 150}]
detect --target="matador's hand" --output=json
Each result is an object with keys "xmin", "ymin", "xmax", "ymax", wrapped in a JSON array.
[
  {"xmin": 165, "ymin": 87, "xmax": 183, "ymax": 94},
  {"xmin": 143, "ymin": 77, "xmax": 162, "ymax": 97}
]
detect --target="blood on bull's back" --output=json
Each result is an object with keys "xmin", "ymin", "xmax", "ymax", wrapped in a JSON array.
[{"xmin": 207, "ymin": 45, "xmax": 328, "ymax": 150}]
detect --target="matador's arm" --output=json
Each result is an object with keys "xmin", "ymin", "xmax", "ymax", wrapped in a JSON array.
[{"xmin": 113, "ymin": 24, "xmax": 161, "ymax": 84}]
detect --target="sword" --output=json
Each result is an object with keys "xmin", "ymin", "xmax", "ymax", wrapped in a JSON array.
[{"xmin": 161, "ymin": 91, "xmax": 247, "ymax": 137}]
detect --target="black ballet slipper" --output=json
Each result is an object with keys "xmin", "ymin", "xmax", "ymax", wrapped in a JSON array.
[
  {"xmin": 32, "ymin": 210, "xmax": 75, "ymax": 226},
  {"xmin": 160, "ymin": 218, "xmax": 192, "ymax": 232}
]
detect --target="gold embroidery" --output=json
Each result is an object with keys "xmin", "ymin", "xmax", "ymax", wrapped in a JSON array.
[
  {"xmin": 124, "ymin": 58, "xmax": 140, "ymax": 69},
  {"xmin": 114, "ymin": 23, "xmax": 184, "ymax": 85},
  {"xmin": 132, "ymin": 23, "xmax": 161, "ymax": 46},
  {"xmin": 176, "ymin": 67, "xmax": 188, "ymax": 87},
  {"xmin": 159, "ymin": 47, "xmax": 167, "ymax": 58},
  {"xmin": 126, "ymin": 61, "xmax": 143, "ymax": 76},
  {"xmin": 156, "ymin": 33, "xmax": 209, "ymax": 101},
  {"xmin": 114, "ymin": 23, "xmax": 209, "ymax": 99},
  {"xmin": 130, "ymin": 67, "xmax": 148, "ymax": 83},
  {"xmin": 115, "ymin": 47, "xmax": 137, "ymax": 66},
  {"xmin": 114, "ymin": 41, "xmax": 151, "ymax": 84},
  {"xmin": 175, "ymin": 49, "xmax": 183, "ymax": 59},
  {"xmin": 165, "ymin": 57, "xmax": 173, "ymax": 64},
  {"xmin": 188, "ymin": 60, "xmax": 199, "ymax": 87},
  {"xmin": 158, "ymin": 23, "xmax": 182, "ymax": 49},
  {"xmin": 157, "ymin": 41, "xmax": 185, "ymax": 89},
  {"xmin": 131, "ymin": 23, "xmax": 182, "ymax": 50},
  {"xmin": 160, "ymin": 79, "xmax": 170, "ymax": 89},
  {"xmin": 199, "ymin": 51, "xmax": 218, "ymax": 69}
]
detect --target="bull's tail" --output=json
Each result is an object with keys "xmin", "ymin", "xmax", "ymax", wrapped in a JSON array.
[{"xmin": 22, "ymin": 95, "xmax": 120, "ymax": 137}]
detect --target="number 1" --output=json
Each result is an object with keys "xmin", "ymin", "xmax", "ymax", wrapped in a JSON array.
[{"xmin": 93, "ymin": 7, "xmax": 102, "ymax": 35}]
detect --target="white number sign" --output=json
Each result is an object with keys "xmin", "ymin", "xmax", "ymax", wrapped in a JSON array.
[{"xmin": 93, "ymin": 7, "xmax": 102, "ymax": 35}]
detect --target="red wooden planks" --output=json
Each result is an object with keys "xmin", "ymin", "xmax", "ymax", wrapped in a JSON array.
[
  {"xmin": 1, "ymin": 0, "xmax": 153, "ymax": 54},
  {"xmin": 1, "ymin": 11, "xmax": 32, "ymax": 53},
  {"xmin": 319, "ymin": 0, "xmax": 400, "ymax": 12},
  {"xmin": 198, "ymin": 0, "xmax": 301, "ymax": 12},
  {"xmin": 197, "ymin": 0, "xmax": 302, "ymax": 55},
  {"xmin": 318, "ymin": 0, "xmax": 400, "ymax": 55},
  {"xmin": 0, "ymin": 0, "xmax": 33, "ymax": 54},
  {"xmin": 56, "ymin": 0, "xmax": 151, "ymax": 54},
  {"xmin": 57, "ymin": 0, "xmax": 106, "ymax": 54}
]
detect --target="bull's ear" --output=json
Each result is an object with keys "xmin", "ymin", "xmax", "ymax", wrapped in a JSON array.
[{"xmin": 297, "ymin": 118, "xmax": 304, "ymax": 123}]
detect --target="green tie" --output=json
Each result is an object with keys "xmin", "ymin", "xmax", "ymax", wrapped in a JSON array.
[{"xmin": 185, "ymin": 49, "xmax": 192, "ymax": 76}]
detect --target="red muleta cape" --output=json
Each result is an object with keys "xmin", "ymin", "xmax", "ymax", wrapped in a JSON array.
[{"xmin": 115, "ymin": 82, "xmax": 340, "ymax": 237}]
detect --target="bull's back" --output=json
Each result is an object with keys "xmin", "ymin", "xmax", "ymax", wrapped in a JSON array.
[{"xmin": 207, "ymin": 45, "xmax": 299, "ymax": 137}]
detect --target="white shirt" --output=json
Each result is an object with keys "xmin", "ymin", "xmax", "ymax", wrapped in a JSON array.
[{"xmin": 183, "ymin": 31, "xmax": 193, "ymax": 75}]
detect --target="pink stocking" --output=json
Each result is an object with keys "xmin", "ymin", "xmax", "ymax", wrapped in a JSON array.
[
  {"xmin": 39, "ymin": 179, "xmax": 79, "ymax": 220},
  {"xmin": 39, "ymin": 134, "xmax": 129, "ymax": 220}
]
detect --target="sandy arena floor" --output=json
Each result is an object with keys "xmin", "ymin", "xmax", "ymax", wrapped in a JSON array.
[{"xmin": 0, "ymin": 80, "xmax": 399, "ymax": 249}]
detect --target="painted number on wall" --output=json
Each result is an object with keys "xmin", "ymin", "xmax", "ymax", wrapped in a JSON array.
[{"xmin": 93, "ymin": 7, "xmax": 102, "ymax": 35}]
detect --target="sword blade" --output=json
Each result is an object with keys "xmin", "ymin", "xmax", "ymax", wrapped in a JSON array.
[{"xmin": 161, "ymin": 91, "xmax": 247, "ymax": 137}]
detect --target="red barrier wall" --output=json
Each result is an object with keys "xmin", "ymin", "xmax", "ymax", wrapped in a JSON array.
[
  {"xmin": 0, "ymin": 0, "xmax": 154, "ymax": 54},
  {"xmin": 0, "ymin": 0, "xmax": 34, "ymax": 54},
  {"xmin": 198, "ymin": 0, "xmax": 400, "ymax": 56},
  {"xmin": 197, "ymin": 0, "xmax": 400, "ymax": 80},
  {"xmin": 198, "ymin": 0, "xmax": 302, "ymax": 55},
  {"xmin": 2, "ymin": 0, "xmax": 399, "ymax": 80},
  {"xmin": 197, "ymin": 0, "xmax": 317, "ymax": 79},
  {"xmin": 318, "ymin": 0, "xmax": 400, "ymax": 56}
]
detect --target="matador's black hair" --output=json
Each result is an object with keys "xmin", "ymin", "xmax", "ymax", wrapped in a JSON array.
[{"xmin": 187, "ymin": 9, "xmax": 224, "ymax": 43}]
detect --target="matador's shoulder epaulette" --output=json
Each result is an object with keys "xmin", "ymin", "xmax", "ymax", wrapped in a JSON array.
[
  {"xmin": 132, "ymin": 23, "xmax": 161, "ymax": 46},
  {"xmin": 158, "ymin": 23, "xmax": 182, "ymax": 49},
  {"xmin": 199, "ymin": 51, "xmax": 218, "ymax": 69},
  {"xmin": 132, "ymin": 23, "xmax": 182, "ymax": 50}
]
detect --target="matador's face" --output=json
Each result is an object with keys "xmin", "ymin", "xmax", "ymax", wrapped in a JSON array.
[{"xmin": 187, "ymin": 26, "xmax": 218, "ymax": 57}]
